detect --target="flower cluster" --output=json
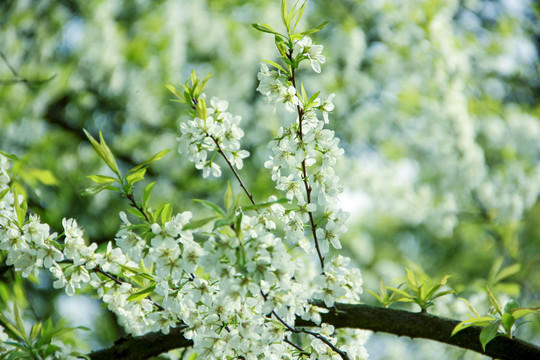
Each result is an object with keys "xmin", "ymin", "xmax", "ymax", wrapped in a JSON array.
[
  {"xmin": 177, "ymin": 96, "xmax": 249, "ymax": 178},
  {"xmin": 0, "ymin": 10, "xmax": 368, "ymax": 360},
  {"xmin": 258, "ymin": 37, "xmax": 347, "ymax": 253},
  {"xmin": 0, "ymin": 153, "xmax": 366, "ymax": 358}
]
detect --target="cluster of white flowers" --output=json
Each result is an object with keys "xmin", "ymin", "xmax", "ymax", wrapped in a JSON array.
[
  {"xmin": 0, "ymin": 152, "xmax": 367, "ymax": 358},
  {"xmin": 177, "ymin": 96, "xmax": 250, "ymax": 178},
  {"xmin": 296, "ymin": 36, "xmax": 326, "ymax": 73},
  {"xmin": 336, "ymin": 0, "xmax": 540, "ymax": 243},
  {"xmin": 0, "ymin": 27, "xmax": 369, "ymax": 360},
  {"xmin": 258, "ymin": 37, "xmax": 348, "ymax": 255}
]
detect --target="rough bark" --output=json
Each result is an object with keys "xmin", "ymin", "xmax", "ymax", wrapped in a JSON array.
[{"xmin": 88, "ymin": 303, "xmax": 540, "ymax": 360}]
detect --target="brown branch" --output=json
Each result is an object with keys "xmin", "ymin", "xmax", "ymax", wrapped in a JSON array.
[
  {"xmin": 88, "ymin": 327, "xmax": 191, "ymax": 360},
  {"xmin": 288, "ymin": 51, "xmax": 325, "ymax": 270},
  {"xmin": 209, "ymin": 135, "xmax": 256, "ymax": 205},
  {"xmin": 87, "ymin": 303, "xmax": 540, "ymax": 360},
  {"xmin": 299, "ymin": 303, "xmax": 540, "ymax": 360},
  {"xmin": 126, "ymin": 192, "xmax": 149, "ymax": 222}
]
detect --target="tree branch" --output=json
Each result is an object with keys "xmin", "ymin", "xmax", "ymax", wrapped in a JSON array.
[
  {"xmin": 88, "ymin": 327, "xmax": 191, "ymax": 360},
  {"xmin": 87, "ymin": 303, "xmax": 540, "ymax": 360}
]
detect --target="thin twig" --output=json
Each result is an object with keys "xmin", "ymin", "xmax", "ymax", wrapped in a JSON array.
[
  {"xmin": 127, "ymin": 192, "xmax": 150, "ymax": 222},
  {"xmin": 0, "ymin": 51, "xmax": 55, "ymax": 87},
  {"xmin": 261, "ymin": 290, "xmax": 348, "ymax": 359},
  {"xmin": 93, "ymin": 267, "xmax": 164, "ymax": 311},
  {"xmin": 210, "ymin": 135, "xmax": 256, "ymax": 205},
  {"xmin": 188, "ymin": 99, "xmax": 256, "ymax": 205},
  {"xmin": 302, "ymin": 329, "xmax": 351, "ymax": 360},
  {"xmin": 284, "ymin": 337, "xmax": 310, "ymax": 357},
  {"xmin": 288, "ymin": 50, "xmax": 325, "ymax": 270},
  {"xmin": 0, "ymin": 51, "xmax": 19, "ymax": 77}
]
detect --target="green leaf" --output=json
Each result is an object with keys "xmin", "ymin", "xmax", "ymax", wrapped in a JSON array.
[
  {"xmin": 291, "ymin": 1, "xmax": 306, "ymax": 32},
  {"xmin": 487, "ymin": 287, "xmax": 503, "ymax": 315},
  {"xmin": 431, "ymin": 289, "xmax": 455, "ymax": 300},
  {"xmin": 438, "ymin": 274, "xmax": 451, "ymax": 286},
  {"xmin": 160, "ymin": 203, "xmax": 173, "ymax": 224},
  {"xmin": 451, "ymin": 316, "xmax": 496, "ymax": 336},
  {"xmin": 25, "ymin": 168, "xmax": 58, "ymax": 186},
  {"xmin": 214, "ymin": 218, "xmax": 233, "ymax": 230},
  {"xmin": 299, "ymin": 21, "xmax": 329, "ymax": 36},
  {"xmin": 193, "ymin": 199, "xmax": 226, "ymax": 217},
  {"xmin": 126, "ymin": 149, "xmax": 170, "ymax": 176},
  {"xmin": 0, "ymin": 150, "xmax": 19, "ymax": 161},
  {"xmin": 11, "ymin": 187, "xmax": 26, "ymax": 227},
  {"xmin": 494, "ymin": 263, "xmax": 520, "ymax": 284},
  {"xmin": 143, "ymin": 182, "xmax": 157, "ymax": 208},
  {"xmin": 224, "ymin": 182, "xmax": 234, "ymax": 213},
  {"xmin": 262, "ymin": 60, "xmax": 287, "ymax": 74},
  {"xmin": 166, "ymin": 84, "xmax": 186, "ymax": 103},
  {"xmin": 512, "ymin": 307, "xmax": 540, "ymax": 320},
  {"xmin": 47, "ymin": 325, "xmax": 89, "ymax": 339},
  {"xmin": 275, "ymin": 37, "xmax": 288, "ymax": 57},
  {"xmin": 242, "ymin": 198, "xmax": 289, "ymax": 211},
  {"xmin": 125, "ymin": 168, "xmax": 146, "ymax": 186},
  {"xmin": 501, "ymin": 312, "xmax": 515, "ymax": 333},
  {"xmin": 83, "ymin": 129, "xmax": 120, "ymax": 178},
  {"xmin": 29, "ymin": 322, "xmax": 42, "ymax": 342},
  {"xmin": 97, "ymin": 131, "xmax": 120, "ymax": 177},
  {"xmin": 405, "ymin": 268, "xmax": 418, "ymax": 287},
  {"xmin": 126, "ymin": 207, "xmax": 146, "ymax": 219},
  {"xmin": 366, "ymin": 290, "xmax": 383, "ymax": 304},
  {"xmin": 285, "ymin": 0, "xmax": 299, "ymax": 31},
  {"xmin": 307, "ymin": 91, "xmax": 321, "ymax": 107},
  {"xmin": 34, "ymin": 318, "xmax": 52, "ymax": 348},
  {"xmin": 182, "ymin": 216, "xmax": 217, "ymax": 230},
  {"xmin": 386, "ymin": 287, "xmax": 412, "ymax": 299},
  {"xmin": 252, "ymin": 23, "xmax": 280, "ymax": 35},
  {"xmin": 12, "ymin": 304, "xmax": 29, "ymax": 344},
  {"xmin": 488, "ymin": 257, "xmax": 504, "ymax": 282},
  {"xmin": 458, "ymin": 297, "xmax": 480, "ymax": 317},
  {"xmin": 200, "ymin": 73, "xmax": 211, "ymax": 93},
  {"xmin": 503, "ymin": 299, "xmax": 520, "ymax": 313},
  {"xmin": 424, "ymin": 275, "xmax": 452, "ymax": 301},
  {"xmin": 0, "ymin": 313, "xmax": 25, "ymax": 342},
  {"xmin": 6, "ymin": 348, "xmax": 32, "ymax": 360},
  {"xmin": 234, "ymin": 210, "xmax": 243, "ymax": 239},
  {"xmin": 300, "ymin": 82, "xmax": 307, "ymax": 103},
  {"xmin": 480, "ymin": 320, "xmax": 500, "ymax": 351},
  {"xmin": 282, "ymin": 55, "xmax": 296, "ymax": 69},
  {"xmin": 81, "ymin": 181, "xmax": 117, "ymax": 196},
  {"xmin": 120, "ymin": 265, "xmax": 155, "ymax": 281},
  {"xmin": 87, "ymin": 175, "xmax": 118, "ymax": 184},
  {"xmin": 127, "ymin": 284, "xmax": 156, "ymax": 302},
  {"xmin": 281, "ymin": 0, "xmax": 288, "ymax": 30},
  {"xmin": 0, "ymin": 188, "xmax": 10, "ymax": 202}
]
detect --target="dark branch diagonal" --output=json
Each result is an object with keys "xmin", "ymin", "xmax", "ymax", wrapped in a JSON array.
[{"xmin": 88, "ymin": 302, "xmax": 540, "ymax": 360}]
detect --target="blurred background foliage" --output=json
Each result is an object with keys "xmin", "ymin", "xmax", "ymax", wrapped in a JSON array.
[{"xmin": 0, "ymin": 0, "xmax": 539, "ymax": 358}]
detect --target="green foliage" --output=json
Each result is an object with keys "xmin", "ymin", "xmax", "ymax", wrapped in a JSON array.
[
  {"xmin": 167, "ymin": 71, "xmax": 212, "ymax": 118},
  {"xmin": 374, "ymin": 267, "xmax": 454, "ymax": 312},
  {"xmin": 253, "ymin": 0, "xmax": 327, "ymax": 74},
  {"xmin": 366, "ymin": 280, "xmax": 403, "ymax": 308},
  {"xmin": 452, "ymin": 289, "xmax": 540, "ymax": 350},
  {"xmin": 83, "ymin": 129, "xmax": 172, "ymax": 224},
  {"xmin": 0, "ymin": 304, "xmax": 89, "ymax": 360},
  {"xmin": 1, "ymin": 0, "xmax": 540, "ymax": 357}
]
